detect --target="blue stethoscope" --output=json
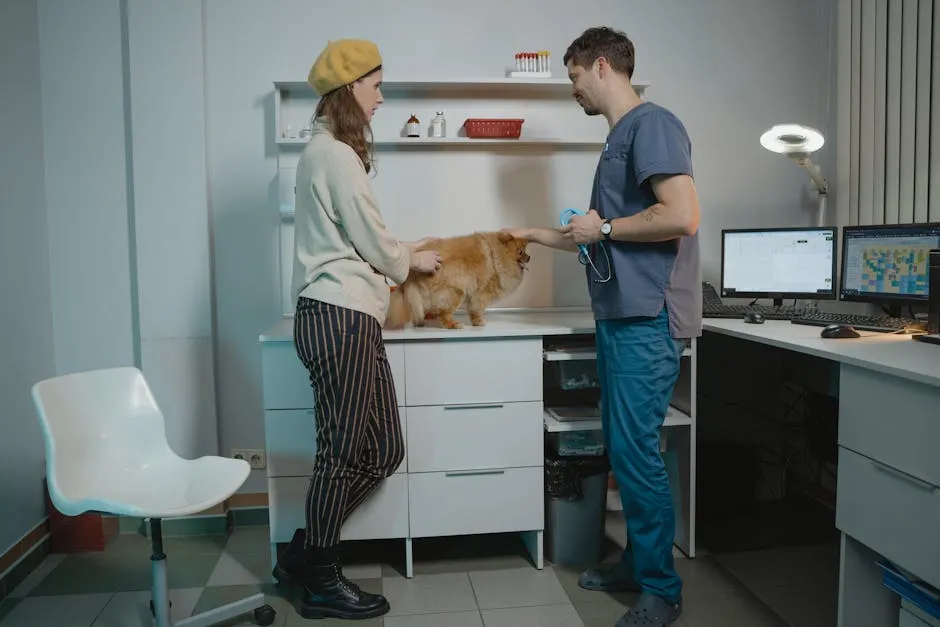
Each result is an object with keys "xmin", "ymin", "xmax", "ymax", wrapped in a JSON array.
[{"xmin": 560, "ymin": 208, "xmax": 612, "ymax": 283}]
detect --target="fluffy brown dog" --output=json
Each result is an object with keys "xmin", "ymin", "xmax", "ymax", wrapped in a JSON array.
[{"xmin": 385, "ymin": 231, "xmax": 531, "ymax": 329}]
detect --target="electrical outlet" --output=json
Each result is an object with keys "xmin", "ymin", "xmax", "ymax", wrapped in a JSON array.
[{"xmin": 231, "ymin": 449, "xmax": 266, "ymax": 470}]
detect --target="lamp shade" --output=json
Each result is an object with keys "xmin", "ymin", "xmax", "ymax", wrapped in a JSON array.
[{"xmin": 760, "ymin": 124, "xmax": 825, "ymax": 155}]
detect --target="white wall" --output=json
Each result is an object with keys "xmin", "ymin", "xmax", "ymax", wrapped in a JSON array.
[
  {"xmin": 38, "ymin": 0, "xmax": 138, "ymax": 374},
  {"xmin": 21, "ymin": 0, "xmax": 838, "ymax": 495},
  {"xmin": 198, "ymin": 0, "xmax": 837, "ymax": 490},
  {"xmin": 125, "ymin": 1, "xmax": 219, "ymax": 460},
  {"xmin": 0, "ymin": 0, "xmax": 56, "ymax": 554}
]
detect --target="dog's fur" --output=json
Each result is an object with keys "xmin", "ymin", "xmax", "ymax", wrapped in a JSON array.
[{"xmin": 385, "ymin": 231, "xmax": 531, "ymax": 329}]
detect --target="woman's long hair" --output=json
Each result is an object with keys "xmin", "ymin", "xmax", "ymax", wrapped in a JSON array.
[{"xmin": 313, "ymin": 66, "xmax": 380, "ymax": 173}]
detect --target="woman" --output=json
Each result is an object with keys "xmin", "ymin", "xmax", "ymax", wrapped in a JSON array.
[{"xmin": 272, "ymin": 38, "xmax": 441, "ymax": 621}]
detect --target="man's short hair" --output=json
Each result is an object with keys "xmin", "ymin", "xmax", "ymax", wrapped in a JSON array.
[{"xmin": 563, "ymin": 27, "xmax": 635, "ymax": 79}]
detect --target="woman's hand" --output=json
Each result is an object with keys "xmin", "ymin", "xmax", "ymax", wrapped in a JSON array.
[
  {"xmin": 404, "ymin": 237, "xmax": 432, "ymax": 250},
  {"xmin": 411, "ymin": 249, "xmax": 442, "ymax": 274}
]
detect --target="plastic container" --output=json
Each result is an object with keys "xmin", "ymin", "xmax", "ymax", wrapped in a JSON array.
[
  {"xmin": 548, "ymin": 429, "xmax": 605, "ymax": 456},
  {"xmin": 463, "ymin": 118, "xmax": 524, "ymax": 139},
  {"xmin": 551, "ymin": 360, "xmax": 599, "ymax": 391},
  {"xmin": 545, "ymin": 451, "xmax": 610, "ymax": 566}
]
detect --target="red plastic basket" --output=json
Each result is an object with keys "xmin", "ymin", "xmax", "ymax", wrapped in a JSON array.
[{"xmin": 463, "ymin": 118, "xmax": 524, "ymax": 139}]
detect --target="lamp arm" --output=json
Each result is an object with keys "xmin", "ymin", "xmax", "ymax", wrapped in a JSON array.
[{"xmin": 795, "ymin": 156, "xmax": 829, "ymax": 195}]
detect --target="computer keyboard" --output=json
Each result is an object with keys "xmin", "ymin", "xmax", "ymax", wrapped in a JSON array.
[
  {"xmin": 703, "ymin": 304, "xmax": 816, "ymax": 321},
  {"xmin": 790, "ymin": 312, "xmax": 926, "ymax": 333}
]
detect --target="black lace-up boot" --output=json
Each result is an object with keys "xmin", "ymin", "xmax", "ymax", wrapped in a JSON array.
[
  {"xmin": 271, "ymin": 528, "xmax": 308, "ymax": 588},
  {"xmin": 299, "ymin": 547, "xmax": 390, "ymax": 620}
]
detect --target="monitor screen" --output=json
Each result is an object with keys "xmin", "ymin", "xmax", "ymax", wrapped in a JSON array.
[
  {"xmin": 840, "ymin": 222, "xmax": 940, "ymax": 302},
  {"xmin": 720, "ymin": 227, "xmax": 837, "ymax": 299}
]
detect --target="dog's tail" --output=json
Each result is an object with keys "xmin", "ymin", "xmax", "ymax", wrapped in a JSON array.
[{"xmin": 385, "ymin": 282, "xmax": 424, "ymax": 328}]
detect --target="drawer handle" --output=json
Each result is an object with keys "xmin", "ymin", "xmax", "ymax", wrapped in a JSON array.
[
  {"xmin": 444, "ymin": 469, "xmax": 506, "ymax": 478},
  {"xmin": 443, "ymin": 404, "xmax": 504, "ymax": 411},
  {"xmin": 871, "ymin": 461, "xmax": 937, "ymax": 492}
]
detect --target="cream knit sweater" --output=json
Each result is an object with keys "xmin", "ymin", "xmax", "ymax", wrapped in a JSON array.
[{"xmin": 291, "ymin": 118, "xmax": 412, "ymax": 323}]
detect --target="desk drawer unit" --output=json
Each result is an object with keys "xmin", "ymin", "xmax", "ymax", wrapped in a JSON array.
[
  {"xmin": 264, "ymin": 408, "xmax": 407, "ymax": 476},
  {"xmin": 839, "ymin": 364, "xmax": 940, "ymax": 489},
  {"xmin": 836, "ymin": 446, "xmax": 940, "ymax": 586},
  {"xmin": 261, "ymin": 340, "xmax": 406, "ymax": 410},
  {"xmin": 268, "ymin": 474, "xmax": 409, "ymax": 542},
  {"xmin": 406, "ymin": 402, "xmax": 542, "ymax": 473},
  {"xmin": 403, "ymin": 338, "xmax": 542, "ymax": 406},
  {"xmin": 408, "ymin": 466, "xmax": 543, "ymax": 538}
]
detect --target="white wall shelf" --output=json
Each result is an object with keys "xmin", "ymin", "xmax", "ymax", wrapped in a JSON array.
[
  {"xmin": 276, "ymin": 136, "xmax": 604, "ymax": 148},
  {"xmin": 273, "ymin": 75, "xmax": 651, "ymax": 316},
  {"xmin": 274, "ymin": 77, "xmax": 649, "ymax": 96}
]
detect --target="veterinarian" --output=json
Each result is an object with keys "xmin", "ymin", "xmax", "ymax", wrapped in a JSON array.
[
  {"xmin": 272, "ymin": 38, "xmax": 441, "ymax": 621},
  {"xmin": 506, "ymin": 26, "xmax": 701, "ymax": 627}
]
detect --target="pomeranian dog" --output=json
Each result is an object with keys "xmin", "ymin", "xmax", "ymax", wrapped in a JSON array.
[{"xmin": 385, "ymin": 231, "xmax": 531, "ymax": 329}]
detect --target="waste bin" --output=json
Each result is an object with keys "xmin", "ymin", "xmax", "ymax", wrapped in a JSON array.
[{"xmin": 544, "ymin": 450, "xmax": 610, "ymax": 567}]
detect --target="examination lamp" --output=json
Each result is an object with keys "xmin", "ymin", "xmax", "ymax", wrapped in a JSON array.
[{"xmin": 760, "ymin": 124, "xmax": 829, "ymax": 227}]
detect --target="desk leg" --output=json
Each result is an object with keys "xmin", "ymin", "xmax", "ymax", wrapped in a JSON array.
[
  {"xmin": 838, "ymin": 533, "xmax": 899, "ymax": 627},
  {"xmin": 405, "ymin": 538, "xmax": 413, "ymax": 579}
]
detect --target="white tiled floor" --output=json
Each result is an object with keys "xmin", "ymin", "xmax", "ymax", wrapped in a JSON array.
[{"xmin": 0, "ymin": 516, "xmax": 837, "ymax": 626}]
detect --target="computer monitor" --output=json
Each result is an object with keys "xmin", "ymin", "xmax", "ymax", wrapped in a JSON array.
[
  {"xmin": 720, "ymin": 227, "xmax": 837, "ymax": 305},
  {"xmin": 839, "ymin": 222, "xmax": 940, "ymax": 313}
]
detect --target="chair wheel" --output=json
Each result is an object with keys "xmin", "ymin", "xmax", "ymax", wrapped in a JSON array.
[
  {"xmin": 149, "ymin": 599, "xmax": 172, "ymax": 617},
  {"xmin": 254, "ymin": 604, "xmax": 276, "ymax": 626}
]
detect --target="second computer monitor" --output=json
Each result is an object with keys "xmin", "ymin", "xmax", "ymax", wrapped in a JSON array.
[
  {"xmin": 720, "ymin": 227, "xmax": 837, "ymax": 302},
  {"xmin": 840, "ymin": 222, "xmax": 940, "ymax": 304}
]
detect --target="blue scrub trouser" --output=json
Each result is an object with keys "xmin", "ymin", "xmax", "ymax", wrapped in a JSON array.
[{"xmin": 596, "ymin": 307, "xmax": 683, "ymax": 604}]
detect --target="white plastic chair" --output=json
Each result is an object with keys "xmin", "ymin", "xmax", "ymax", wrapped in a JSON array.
[{"xmin": 31, "ymin": 366, "xmax": 276, "ymax": 627}]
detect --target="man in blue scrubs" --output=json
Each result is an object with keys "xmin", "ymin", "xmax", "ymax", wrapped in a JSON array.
[{"xmin": 506, "ymin": 26, "xmax": 701, "ymax": 627}]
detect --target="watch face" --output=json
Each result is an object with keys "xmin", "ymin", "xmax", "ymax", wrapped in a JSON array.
[{"xmin": 601, "ymin": 222, "xmax": 612, "ymax": 234}]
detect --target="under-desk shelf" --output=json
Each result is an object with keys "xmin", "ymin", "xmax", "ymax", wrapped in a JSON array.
[
  {"xmin": 543, "ymin": 405, "xmax": 693, "ymax": 433},
  {"xmin": 543, "ymin": 345, "xmax": 693, "ymax": 361}
]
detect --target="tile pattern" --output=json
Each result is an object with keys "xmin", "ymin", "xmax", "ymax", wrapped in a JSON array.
[{"xmin": 0, "ymin": 514, "xmax": 833, "ymax": 627}]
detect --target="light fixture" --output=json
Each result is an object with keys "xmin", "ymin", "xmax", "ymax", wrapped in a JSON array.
[{"xmin": 760, "ymin": 124, "xmax": 829, "ymax": 227}]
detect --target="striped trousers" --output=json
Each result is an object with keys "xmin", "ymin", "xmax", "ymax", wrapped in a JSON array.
[{"xmin": 293, "ymin": 297, "xmax": 405, "ymax": 549}]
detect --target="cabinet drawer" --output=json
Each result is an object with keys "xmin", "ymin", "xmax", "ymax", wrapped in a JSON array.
[
  {"xmin": 268, "ymin": 474, "xmax": 409, "ymax": 542},
  {"xmin": 404, "ymin": 339, "xmax": 542, "ymax": 406},
  {"xmin": 408, "ymin": 466, "xmax": 543, "ymax": 538},
  {"xmin": 839, "ymin": 364, "xmax": 940, "ymax": 488},
  {"xmin": 265, "ymin": 408, "xmax": 407, "ymax": 477},
  {"xmin": 261, "ymin": 340, "xmax": 405, "ymax": 410},
  {"xmin": 406, "ymin": 402, "xmax": 542, "ymax": 473},
  {"xmin": 836, "ymin": 446, "xmax": 940, "ymax": 586}
]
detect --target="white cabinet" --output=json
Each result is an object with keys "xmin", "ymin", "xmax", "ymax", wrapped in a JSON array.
[
  {"xmin": 408, "ymin": 467, "xmax": 543, "ymax": 538},
  {"xmin": 260, "ymin": 333, "xmax": 545, "ymax": 578},
  {"xmin": 403, "ymin": 339, "xmax": 542, "ymax": 406},
  {"xmin": 406, "ymin": 402, "xmax": 543, "ymax": 473}
]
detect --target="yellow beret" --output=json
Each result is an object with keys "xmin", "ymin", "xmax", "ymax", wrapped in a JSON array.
[{"xmin": 308, "ymin": 39, "xmax": 383, "ymax": 96}]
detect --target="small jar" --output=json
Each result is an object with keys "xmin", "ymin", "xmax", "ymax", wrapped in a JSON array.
[
  {"xmin": 431, "ymin": 111, "xmax": 446, "ymax": 138},
  {"xmin": 405, "ymin": 114, "xmax": 421, "ymax": 137}
]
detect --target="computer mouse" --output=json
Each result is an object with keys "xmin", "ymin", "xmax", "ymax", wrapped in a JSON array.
[
  {"xmin": 744, "ymin": 311, "xmax": 765, "ymax": 324},
  {"xmin": 820, "ymin": 324, "xmax": 861, "ymax": 339}
]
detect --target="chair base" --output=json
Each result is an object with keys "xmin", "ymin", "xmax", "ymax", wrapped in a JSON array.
[{"xmin": 149, "ymin": 518, "xmax": 276, "ymax": 627}]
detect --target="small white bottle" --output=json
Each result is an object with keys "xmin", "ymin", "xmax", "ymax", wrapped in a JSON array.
[{"xmin": 431, "ymin": 111, "xmax": 446, "ymax": 138}]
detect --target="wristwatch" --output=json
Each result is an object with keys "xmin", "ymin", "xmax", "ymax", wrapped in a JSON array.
[{"xmin": 600, "ymin": 219, "xmax": 612, "ymax": 240}]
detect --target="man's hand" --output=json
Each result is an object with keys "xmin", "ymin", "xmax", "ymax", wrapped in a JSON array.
[{"xmin": 561, "ymin": 209, "xmax": 604, "ymax": 245}]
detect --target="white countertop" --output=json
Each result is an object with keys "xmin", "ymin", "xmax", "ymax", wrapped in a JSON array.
[
  {"xmin": 259, "ymin": 310, "xmax": 940, "ymax": 387},
  {"xmin": 703, "ymin": 318, "xmax": 940, "ymax": 388},
  {"xmin": 259, "ymin": 310, "xmax": 598, "ymax": 342}
]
